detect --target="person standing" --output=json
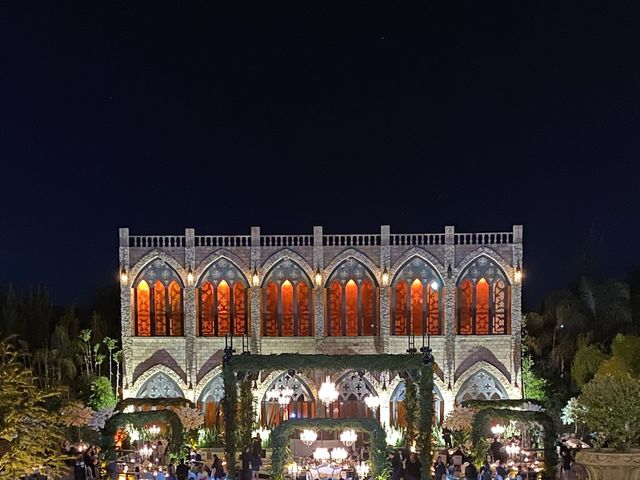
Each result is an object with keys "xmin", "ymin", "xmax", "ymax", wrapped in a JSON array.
[
  {"xmin": 250, "ymin": 441, "xmax": 263, "ymax": 480},
  {"xmin": 240, "ymin": 445, "xmax": 252, "ymax": 480},
  {"xmin": 433, "ymin": 457, "xmax": 446, "ymax": 480},
  {"xmin": 176, "ymin": 459, "xmax": 190, "ymax": 480},
  {"xmin": 405, "ymin": 453, "xmax": 421, "ymax": 480}
]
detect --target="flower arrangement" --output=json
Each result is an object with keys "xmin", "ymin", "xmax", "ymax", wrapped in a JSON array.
[
  {"xmin": 60, "ymin": 401, "xmax": 93, "ymax": 428},
  {"xmin": 170, "ymin": 406, "xmax": 204, "ymax": 431}
]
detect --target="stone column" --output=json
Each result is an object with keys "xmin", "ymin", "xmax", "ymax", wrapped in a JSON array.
[
  {"xmin": 119, "ymin": 227, "xmax": 133, "ymax": 397},
  {"xmin": 313, "ymin": 226, "xmax": 325, "ymax": 339},
  {"xmin": 443, "ymin": 226, "xmax": 456, "ymax": 391},
  {"xmin": 511, "ymin": 225, "xmax": 524, "ymax": 397},
  {"xmin": 380, "ymin": 225, "xmax": 391, "ymax": 353},
  {"xmin": 250, "ymin": 226, "xmax": 262, "ymax": 353},
  {"xmin": 185, "ymin": 228, "xmax": 196, "ymax": 397}
]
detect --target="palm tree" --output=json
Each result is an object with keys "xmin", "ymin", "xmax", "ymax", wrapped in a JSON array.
[{"xmin": 103, "ymin": 337, "xmax": 117, "ymax": 385}]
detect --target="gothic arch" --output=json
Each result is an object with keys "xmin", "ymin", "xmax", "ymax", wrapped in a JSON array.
[
  {"xmin": 256, "ymin": 370, "xmax": 318, "ymax": 403},
  {"xmin": 335, "ymin": 370, "xmax": 378, "ymax": 400},
  {"xmin": 454, "ymin": 362, "xmax": 511, "ymax": 401},
  {"xmin": 390, "ymin": 248, "xmax": 445, "ymax": 281},
  {"xmin": 132, "ymin": 366, "xmax": 187, "ymax": 399},
  {"xmin": 260, "ymin": 249, "xmax": 314, "ymax": 283},
  {"xmin": 195, "ymin": 250, "xmax": 251, "ymax": 285},
  {"xmin": 455, "ymin": 368, "xmax": 509, "ymax": 402},
  {"xmin": 454, "ymin": 247, "xmax": 514, "ymax": 285},
  {"xmin": 129, "ymin": 250, "xmax": 187, "ymax": 288},
  {"xmin": 324, "ymin": 248, "xmax": 381, "ymax": 286},
  {"xmin": 197, "ymin": 372, "xmax": 226, "ymax": 404},
  {"xmin": 194, "ymin": 366, "xmax": 224, "ymax": 402}
]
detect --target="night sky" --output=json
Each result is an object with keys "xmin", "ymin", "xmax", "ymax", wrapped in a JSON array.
[{"xmin": 1, "ymin": 2, "xmax": 639, "ymax": 310}]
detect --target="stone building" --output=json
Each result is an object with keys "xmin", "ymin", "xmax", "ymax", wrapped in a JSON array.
[{"xmin": 119, "ymin": 225, "xmax": 523, "ymax": 427}]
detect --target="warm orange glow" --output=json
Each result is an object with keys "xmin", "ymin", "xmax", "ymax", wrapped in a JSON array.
[
  {"xmin": 362, "ymin": 280, "xmax": 375, "ymax": 335},
  {"xmin": 136, "ymin": 280, "xmax": 151, "ymax": 336},
  {"xmin": 328, "ymin": 281, "xmax": 342, "ymax": 336},
  {"xmin": 281, "ymin": 280, "xmax": 294, "ymax": 336},
  {"xmin": 169, "ymin": 281, "xmax": 182, "ymax": 335},
  {"xmin": 410, "ymin": 279, "xmax": 423, "ymax": 336},
  {"xmin": 458, "ymin": 280, "xmax": 473, "ymax": 334},
  {"xmin": 154, "ymin": 280, "xmax": 167, "ymax": 336},
  {"xmin": 217, "ymin": 280, "xmax": 230, "ymax": 335},
  {"xmin": 394, "ymin": 281, "xmax": 408, "ymax": 335},
  {"xmin": 200, "ymin": 282, "xmax": 214, "ymax": 336},
  {"xmin": 476, "ymin": 278, "xmax": 489, "ymax": 334},
  {"xmin": 493, "ymin": 279, "xmax": 508, "ymax": 334},
  {"xmin": 427, "ymin": 285, "xmax": 440, "ymax": 335},
  {"xmin": 345, "ymin": 279, "xmax": 358, "ymax": 336},
  {"xmin": 233, "ymin": 282, "xmax": 247, "ymax": 335},
  {"xmin": 297, "ymin": 282, "xmax": 311, "ymax": 336},
  {"xmin": 264, "ymin": 282, "xmax": 278, "ymax": 336}
]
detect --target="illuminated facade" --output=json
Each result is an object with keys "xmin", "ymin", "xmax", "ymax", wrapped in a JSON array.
[{"xmin": 119, "ymin": 225, "xmax": 523, "ymax": 426}]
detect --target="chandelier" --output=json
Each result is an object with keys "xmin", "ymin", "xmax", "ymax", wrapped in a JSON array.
[
  {"xmin": 506, "ymin": 443, "xmax": 521, "ymax": 457},
  {"xmin": 364, "ymin": 395, "xmax": 380, "ymax": 411},
  {"xmin": 300, "ymin": 429, "xmax": 318, "ymax": 446},
  {"xmin": 267, "ymin": 387, "xmax": 294, "ymax": 406},
  {"xmin": 340, "ymin": 429, "xmax": 357, "ymax": 447},
  {"xmin": 148, "ymin": 424, "xmax": 160, "ymax": 436},
  {"xmin": 318, "ymin": 376, "xmax": 339, "ymax": 406},
  {"xmin": 331, "ymin": 447, "xmax": 348, "ymax": 462},
  {"xmin": 313, "ymin": 447, "xmax": 330, "ymax": 462},
  {"xmin": 139, "ymin": 445, "xmax": 153, "ymax": 458},
  {"xmin": 490, "ymin": 424, "xmax": 505, "ymax": 436},
  {"xmin": 356, "ymin": 461, "xmax": 370, "ymax": 478}
]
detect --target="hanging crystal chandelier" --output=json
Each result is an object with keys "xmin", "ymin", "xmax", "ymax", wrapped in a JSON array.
[
  {"xmin": 340, "ymin": 429, "xmax": 357, "ymax": 447},
  {"xmin": 268, "ymin": 387, "xmax": 294, "ymax": 406},
  {"xmin": 318, "ymin": 376, "xmax": 339, "ymax": 406},
  {"xmin": 148, "ymin": 424, "xmax": 160, "ymax": 436},
  {"xmin": 313, "ymin": 447, "xmax": 330, "ymax": 462},
  {"xmin": 300, "ymin": 429, "xmax": 318, "ymax": 446},
  {"xmin": 356, "ymin": 461, "xmax": 370, "ymax": 478},
  {"xmin": 331, "ymin": 447, "xmax": 348, "ymax": 462}
]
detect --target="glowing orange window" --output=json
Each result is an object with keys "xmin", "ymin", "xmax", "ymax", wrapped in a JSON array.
[
  {"xmin": 493, "ymin": 279, "xmax": 507, "ymax": 334},
  {"xmin": 476, "ymin": 278, "xmax": 490, "ymax": 335},
  {"xmin": 410, "ymin": 279, "xmax": 424, "ymax": 336},
  {"xmin": 154, "ymin": 280, "xmax": 167, "ymax": 336},
  {"xmin": 281, "ymin": 280, "xmax": 294, "ymax": 336},
  {"xmin": 345, "ymin": 280, "xmax": 358, "ymax": 336},
  {"xmin": 136, "ymin": 280, "xmax": 151, "ymax": 336},
  {"xmin": 233, "ymin": 282, "xmax": 247, "ymax": 335},
  {"xmin": 217, "ymin": 280, "xmax": 230, "ymax": 336},
  {"xmin": 169, "ymin": 281, "xmax": 182, "ymax": 336},
  {"xmin": 264, "ymin": 282, "xmax": 278, "ymax": 336},
  {"xmin": 297, "ymin": 282, "xmax": 311, "ymax": 336},
  {"xmin": 427, "ymin": 285, "xmax": 440, "ymax": 335},
  {"xmin": 458, "ymin": 280, "xmax": 473, "ymax": 334},
  {"xmin": 200, "ymin": 282, "xmax": 214, "ymax": 336},
  {"xmin": 394, "ymin": 281, "xmax": 408, "ymax": 335},
  {"xmin": 328, "ymin": 281, "xmax": 342, "ymax": 336}
]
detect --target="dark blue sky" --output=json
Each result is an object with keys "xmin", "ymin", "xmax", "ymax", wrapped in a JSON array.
[{"xmin": 1, "ymin": 1, "xmax": 639, "ymax": 309}]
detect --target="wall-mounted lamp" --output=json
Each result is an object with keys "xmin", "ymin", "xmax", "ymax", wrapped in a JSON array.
[
  {"xmin": 120, "ymin": 266, "xmax": 128, "ymax": 285},
  {"xmin": 315, "ymin": 267, "xmax": 322, "ymax": 288},
  {"xmin": 187, "ymin": 267, "xmax": 194, "ymax": 286},
  {"xmin": 252, "ymin": 268, "xmax": 260, "ymax": 287},
  {"xmin": 515, "ymin": 262, "xmax": 523, "ymax": 284},
  {"xmin": 381, "ymin": 268, "xmax": 389, "ymax": 286}
]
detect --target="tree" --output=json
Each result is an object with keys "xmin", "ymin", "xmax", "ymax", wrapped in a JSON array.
[
  {"xmin": 89, "ymin": 376, "xmax": 117, "ymax": 410},
  {"xmin": 103, "ymin": 337, "xmax": 117, "ymax": 385},
  {"xmin": 0, "ymin": 340, "xmax": 68, "ymax": 479},
  {"xmin": 521, "ymin": 356, "xmax": 547, "ymax": 401},
  {"xmin": 572, "ymin": 343, "xmax": 605, "ymax": 388},
  {"xmin": 403, "ymin": 377, "xmax": 419, "ymax": 449}
]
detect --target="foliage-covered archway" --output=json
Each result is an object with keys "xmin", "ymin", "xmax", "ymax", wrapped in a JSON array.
[
  {"xmin": 222, "ymin": 352, "xmax": 434, "ymax": 480},
  {"xmin": 270, "ymin": 418, "xmax": 387, "ymax": 480},
  {"xmin": 102, "ymin": 410, "xmax": 183, "ymax": 454}
]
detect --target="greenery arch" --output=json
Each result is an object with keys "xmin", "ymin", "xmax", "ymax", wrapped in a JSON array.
[
  {"xmin": 102, "ymin": 410, "xmax": 184, "ymax": 454},
  {"xmin": 222, "ymin": 352, "xmax": 434, "ymax": 480},
  {"xmin": 270, "ymin": 418, "xmax": 387, "ymax": 480},
  {"xmin": 470, "ymin": 407, "xmax": 557, "ymax": 474}
]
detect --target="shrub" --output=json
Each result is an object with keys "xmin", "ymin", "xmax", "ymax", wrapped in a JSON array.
[{"xmin": 89, "ymin": 376, "xmax": 116, "ymax": 410}]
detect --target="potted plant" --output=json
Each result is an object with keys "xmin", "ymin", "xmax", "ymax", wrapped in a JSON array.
[{"xmin": 574, "ymin": 374, "xmax": 640, "ymax": 480}]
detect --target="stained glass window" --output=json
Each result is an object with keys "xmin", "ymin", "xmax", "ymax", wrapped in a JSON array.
[
  {"xmin": 264, "ymin": 282, "xmax": 279, "ymax": 336},
  {"xmin": 200, "ymin": 282, "xmax": 214, "ymax": 336},
  {"xmin": 297, "ymin": 282, "xmax": 311, "ymax": 336},
  {"xmin": 391, "ymin": 257, "xmax": 441, "ymax": 336},
  {"xmin": 410, "ymin": 279, "xmax": 423, "ymax": 336},
  {"xmin": 458, "ymin": 280, "xmax": 473, "ymax": 335},
  {"xmin": 326, "ymin": 259, "xmax": 378, "ymax": 336},
  {"xmin": 393, "ymin": 281, "xmax": 408, "ymax": 335},
  {"xmin": 455, "ymin": 255, "xmax": 511, "ymax": 335},
  {"xmin": 136, "ymin": 280, "xmax": 151, "ymax": 336},
  {"xmin": 233, "ymin": 282, "xmax": 247, "ymax": 335},
  {"xmin": 154, "ymin": 281, "xmax": 167, "ymax": 336},
  {"xmin": 216, "ymin": 280, "xmax": 230, "ymax": 336},
  {"xmin": 133, "ymin": 259, "xmax": 183, "ymax": 336},
  {"xmin": 493, "ymin": 279, "xmax": 507, "ymax": 334},
  {"xmin": 281, "ymin": 280, "xmax": 295, "ymax": 336}
]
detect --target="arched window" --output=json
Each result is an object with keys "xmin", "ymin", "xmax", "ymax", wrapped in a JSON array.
[
  {"xmin": 326, "ymin": 259, "xmax": 379, "ymax": 336},
  {"xmin": 262, "ymin": 260, "xmax": 313, "ymax": 337},
  {"xmin": 330, "ymin": 371, "xmax": 377, "ymax": 419},
  {"xmin": 137, "ymin": 372, "xmax": 184, "ymax": 398},
  {"xmin": 198, "ymin": 375, "xmax": 225, "ymax": 428},
  {"xmin": 390, "ymin": 381, "xmax": 444, "ymax": 426},
  {"xmin": 261, "ymin": 372, "xmax": 315, "ymax": 427},
  {"xmin": 391, "ymin": 257, "xmax": 442, "ymax": 335},
  {"xmin": 455, "ymin": 370, "xmax": 508, "ymax": 401},
  {"xmin": 455, "ymin": 256, "xmax": 511, "ymax": 335},
  {"xmin": 133, "ymin": 259, "xmax": 184, "ymax": 336},
  {"xmin": 197, "ymin": 259, "xmax": 249, "ymax": 336}
]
